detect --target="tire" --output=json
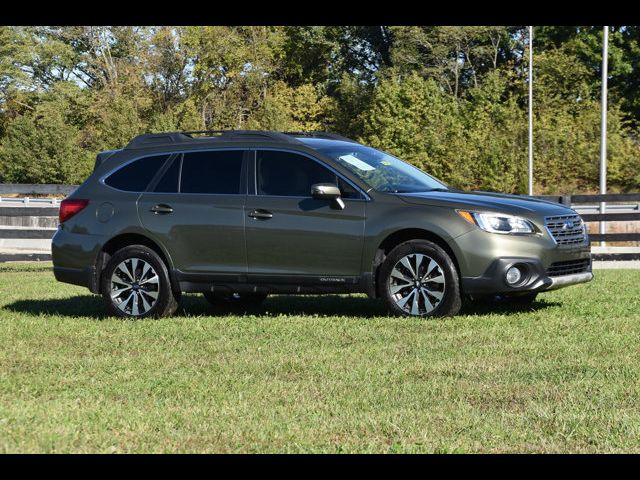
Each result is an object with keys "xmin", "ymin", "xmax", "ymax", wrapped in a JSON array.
[
  {"xmin": 379, "ymin": 239, "xmax": 462, "ymax": 317},
  {"xmin": 101, "ymin": 244, "xmax": 180, "ymax": 318},
  {"xmin": 203, "ymin": 291, "xmax": 268, "ymax": 311}
]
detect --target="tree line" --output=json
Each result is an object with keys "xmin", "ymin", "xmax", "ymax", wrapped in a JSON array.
[{"xmin": 0, "ymin": 26, "xmax": 638, "ymax": 194}]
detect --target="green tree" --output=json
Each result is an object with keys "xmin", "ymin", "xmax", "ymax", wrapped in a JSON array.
[
  {"xmin": 0, "ymin": 84, "xmax": 90, "ymax": 184},
  {"xmin": 246, "ymin": 81, "xmax": 333, "ymax": 132}
]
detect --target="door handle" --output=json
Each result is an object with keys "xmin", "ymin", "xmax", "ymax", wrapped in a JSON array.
[
  {"xmin": 150, "ymin": 204, "xmax": 174, "ymax": 215},
  {"xmin": 248, "ymin": 209, "xmax": 273, "ymax": 220}
]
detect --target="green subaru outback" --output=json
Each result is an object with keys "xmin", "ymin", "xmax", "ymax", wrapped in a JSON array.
[{"xmin": 52, "ymin": 130, "xmax": 592, "ymax": 318}]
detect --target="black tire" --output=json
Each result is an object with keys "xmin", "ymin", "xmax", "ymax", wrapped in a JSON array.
[
  {"xmin": 101, "ymin": 244, "xmax": 180, "ymax": 318},
  {"xmin": 379, "ymin": 239, "xmax": 462, "ymax": 317},
  {"xmin": 203, "ymin": 291, "xmax": 268, "ymax": 311}
]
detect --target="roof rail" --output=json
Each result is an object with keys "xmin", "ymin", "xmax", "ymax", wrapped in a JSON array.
[
  {"xmin": 190, "ymin": 130, "xmax": 305, "ymax": 144},
  {"xmin": 124, "ymin": 130, "xmax": 359, "ymax": 150},
  {"xmin": 283, "ymin": 131, "xmax": 359, "ymax": 143},
  {"xmin": 125, "ymin": 130, "xmax": 305, "ymax": 149},
  {"xmin": 125, "ymin": 132, "xmax": 193, "ymax": 149}
]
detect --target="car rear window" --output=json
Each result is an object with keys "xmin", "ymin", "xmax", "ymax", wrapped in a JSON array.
[
  {"xmin": 180, "ymin": 150, "xmax": 244, "ymax": 194},
  {"xmin": 104, "ymin": 154, "xmax": 170, "ymax": 192}
]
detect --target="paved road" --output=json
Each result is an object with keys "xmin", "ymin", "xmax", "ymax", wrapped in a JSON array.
[{"xmin": 592, "ymin": 260, "xmax": 640, "ymax": 269}]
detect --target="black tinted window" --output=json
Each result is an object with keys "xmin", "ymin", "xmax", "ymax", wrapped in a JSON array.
[
  {"xmin": 105, "ymin": 155, "xmax": 169, "ymax": 192},
  {"xmin": 337, "ymin": 177, "xmax": 362, "ymax": 199},
  {"xmin": 154, "ymin": 155, "xmax": 180, "ymax": 193},
  {"xmin": 257, "ymin": 151, "xmax": 336, "ymax": 197},
  {"xmin": 180, "ymin": 150, "xmax": 244, "ymax": 194}
]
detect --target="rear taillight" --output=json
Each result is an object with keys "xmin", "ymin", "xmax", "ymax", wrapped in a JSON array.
[{"xmin": 59, "ymin": 198, "xmax": 89, "ymax": 223}]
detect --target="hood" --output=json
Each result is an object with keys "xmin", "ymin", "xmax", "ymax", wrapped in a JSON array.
[{"xmin": 397, "ymin": 190, "xmax": 575, "ymax": 217}]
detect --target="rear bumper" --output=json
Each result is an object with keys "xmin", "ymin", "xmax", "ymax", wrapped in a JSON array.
[
  {"xmin": 53, "ymin": 266, "xmax": 96, "ymax": 290},
  {"xmin": 51, "ymin": 227, "xmax": 105, "ymax": 293}
]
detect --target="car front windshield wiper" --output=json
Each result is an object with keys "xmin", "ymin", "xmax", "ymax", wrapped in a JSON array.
[
  {"xmin": 396, "ymin": 187, "xmax": 450, "ymax": 193},
  {"xmin": 383, "ymin": 186, "xmax": 450, "ymax": 193}
]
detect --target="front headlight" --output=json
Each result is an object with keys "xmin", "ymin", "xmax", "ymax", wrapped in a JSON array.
[{"xmin": 457, "ymin": 210, "xmax": 535, "ymax": 234}]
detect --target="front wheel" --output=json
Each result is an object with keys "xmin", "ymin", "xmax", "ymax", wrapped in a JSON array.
[
  {"xmin": 101, "ymin": 245, "xmax": 180, "ymax": 318},
  {"xmin": 379, "ymin": 240, "xmax": 462, "ymax": 317}
]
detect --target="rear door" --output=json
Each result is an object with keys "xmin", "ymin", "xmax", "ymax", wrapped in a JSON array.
[
  {"xmin": 244, "ymin": 149, "xmax": 367, "ymax": 282},
  {"xmin": 138, "ymin": 149, "xmax": 248, "ymax": 275}
]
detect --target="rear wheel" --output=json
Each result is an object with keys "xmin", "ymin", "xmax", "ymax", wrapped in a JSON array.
[
  {"xmin": 379, "ymin": 240, "xmax": 462, "ymax": 317},
  {"xmin": 101, "ymin": 245, "xmax": 180, "ymax": 318}
]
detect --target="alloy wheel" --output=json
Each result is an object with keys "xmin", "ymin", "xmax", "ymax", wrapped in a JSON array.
[
  {"xmin": 388, "ymin": 253, "xmax": 446, "ymax": 315},
  {"xmin": 110, "ymin": 257, "xmax": 160, "ymax": 316}
]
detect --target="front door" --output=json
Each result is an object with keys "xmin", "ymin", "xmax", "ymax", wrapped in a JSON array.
[
  {"xmin": 138, "ymin": 149, "xmax": 248, "ymax": 275},
  {"xmin": 244, "ymin": 149, "xmax": 366, "ymax": 282}
]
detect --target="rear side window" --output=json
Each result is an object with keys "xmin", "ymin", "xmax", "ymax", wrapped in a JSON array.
[
  {"xmin": 104, "ymin": 154, "xmax": 170, "ymax": 192},
  {"xmin": 180, "ymin": 150, "xmax": 244, "ymax": 194},
  {"xmin": 154, "ymin": 155, "xmax": 181, "ymax": 193}
]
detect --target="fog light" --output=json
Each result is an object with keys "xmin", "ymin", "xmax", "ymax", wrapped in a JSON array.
[{"xmin": 506, "ymin": 266, "xmax": 523, "ymax": 285}]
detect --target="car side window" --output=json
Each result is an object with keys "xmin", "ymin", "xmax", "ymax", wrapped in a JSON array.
[
  {"xmin": 180, "ymin": 150, "xmax": 245, "ymax": 194},
  {"xmin": 256, "ymin": 150, "xmax": 361, "ymax": 198},
  {"xmin": 104, "ymin": 154, "xmax": 170, "ymax": 192},
  {"xmin": 153, "ymin": 155, "xmax": 181, "ymax": 193},
  {"xmin": 337, "ymin": 177, "xmax": 362, "ymax": 200}
]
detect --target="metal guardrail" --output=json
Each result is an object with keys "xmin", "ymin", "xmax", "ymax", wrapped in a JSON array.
[
  {"xmin": 0, "ymin": 197, "xmax": 62, "ymax": 205},
  {"xmin": 573, "ymin": 203, "xmax": 639, "ymax": 213}
]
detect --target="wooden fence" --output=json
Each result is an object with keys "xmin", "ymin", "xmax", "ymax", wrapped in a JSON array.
[
  {"xmin": 538, "ymin": 193, "xmax": 640, "ymax": 260},
  {"xmin": 0, "ymin": 183, "xmax": 77, "ymax": 196},
  {"xmin": 0, "ymin": 185, "xmax": 638, "ymax": 261}
]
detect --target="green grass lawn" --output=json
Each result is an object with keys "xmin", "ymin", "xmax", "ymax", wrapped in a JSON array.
[{"xmin": 0, "ymin": 262, "xmax": 639, "ymax": 453}]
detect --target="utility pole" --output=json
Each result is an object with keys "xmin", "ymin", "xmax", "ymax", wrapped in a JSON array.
[
  {"xmin": 528, "ymin": 26, "xmax": 534, "ymax": 197},
  {"xmin": 600, "ymin": 26, "xmax": 609, "ymax": 245}
]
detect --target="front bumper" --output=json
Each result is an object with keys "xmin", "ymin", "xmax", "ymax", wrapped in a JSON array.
[
  {"xmin": 461, "ymin": 256, "xmax": 593, "ymax": 296},
  {"xmin": 449, "ymin": 224, "xmax": 592, "ymax": 297},
  {"xmin": 542, "ymin": 271, "xmax": 593, "ymax": 291}
]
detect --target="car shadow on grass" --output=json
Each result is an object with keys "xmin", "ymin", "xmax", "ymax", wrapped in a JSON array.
[
  {"xmin": 460, "ymin": 297, "xmax": 562, "ymax": 316},
  {"xmin": 4, "ymin": 295, "xmax": 110, "ymax": 319},
  {"xmin": 179, "ymin": 294, "xmax": 389, "ymax": 318},
  {"xmin": 3, "ymin": 293, "xmax": 560, "ymax": 320},
  {"xmin": 2, "ymin": 294, "xmax": 389, "ymax": 319}
]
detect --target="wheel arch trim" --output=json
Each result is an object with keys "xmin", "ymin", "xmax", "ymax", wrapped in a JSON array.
[
  {"xmin": 368, "ymin": 228, "xmax": 462, "ymax": 298},
  {"xmin": 94, "ymin": 230, "xmax": 178, "ymax": 294}
]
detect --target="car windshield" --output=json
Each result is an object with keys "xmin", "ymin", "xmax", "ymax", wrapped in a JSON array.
[{"xmin": 304, "ymin": 140, "xmax": 448, "ymax": 193}]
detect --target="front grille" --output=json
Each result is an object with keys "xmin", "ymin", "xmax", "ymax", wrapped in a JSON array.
[
  {"xmin": 546, "ymin": 258, "xmax": 591, "ymax": 277},
  {"xmin": 545, "ymin": 214, "xmax": 587, "ymax": 246}
]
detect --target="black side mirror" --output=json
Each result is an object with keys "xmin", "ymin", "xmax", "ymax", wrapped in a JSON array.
[{"xmin": 311, "ymin": 183, "xmax": 345, "ymax": 210}]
